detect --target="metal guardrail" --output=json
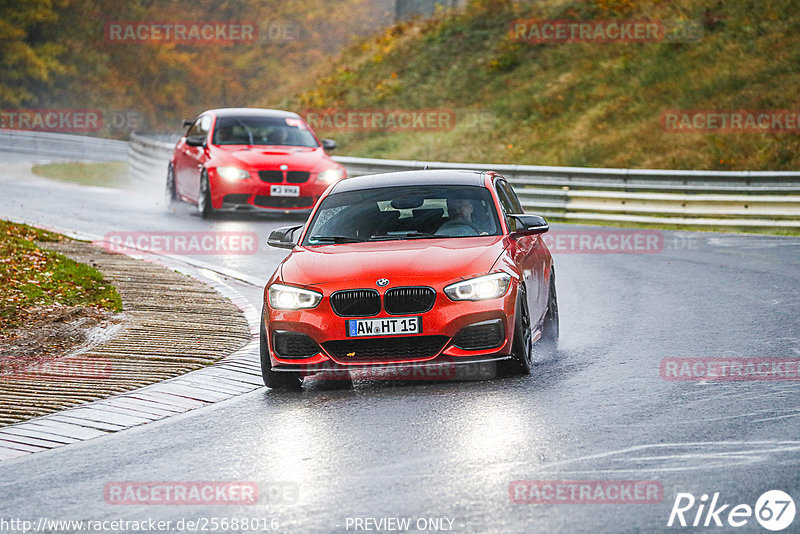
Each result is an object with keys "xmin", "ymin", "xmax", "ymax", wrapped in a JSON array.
[
  {"xmin": 128, "ymin": 132, "xmax": 800, "ymax": 229},
  {"xmin": 0, "ymin": 129, "xmax": 128, "ymax": 162},
  {"xmin": 128, "ymin": 133, "xmax": 174, "ymax": 186},
  {"xmin": 7, "ymin": 130, "xmax": 794, "ymax": 227}
]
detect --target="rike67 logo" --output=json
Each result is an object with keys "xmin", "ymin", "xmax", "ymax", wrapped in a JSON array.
[{"xmin": 668, "ymin": 490, "xmax": 796, "ymax": 531}]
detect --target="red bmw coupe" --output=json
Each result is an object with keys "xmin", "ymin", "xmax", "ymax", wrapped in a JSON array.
[
  {"xmin": 166, "ymin": 108, "xmax": 346, "ymax": 217},
  {"xmin": 261, "ymin": 170, "xmax": 559, "ymax": 389}
]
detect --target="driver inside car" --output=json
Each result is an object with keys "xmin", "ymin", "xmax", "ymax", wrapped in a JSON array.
[
  {"xmin": 267, "ymin": 128, "xmax": 289, "ymax": 145},
  {"xmin": 436, "ymin": 197, "xmax": 488, "ymax": 236}
]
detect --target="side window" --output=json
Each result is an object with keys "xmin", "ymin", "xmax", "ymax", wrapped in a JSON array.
[
  {"xmin": 495, "ymin": 180, "xmax": 518, "ymax": 231},
  {"xmin": 187, "ymin": 115, "xmax": 211, "ymax": 138},
  {"xmin": 186, "ymin": 119, "xmax": 202, "ymax": 137},
  {"xmin": 497, "ymin": 180, "xmax": 523, "ymax": 213}
]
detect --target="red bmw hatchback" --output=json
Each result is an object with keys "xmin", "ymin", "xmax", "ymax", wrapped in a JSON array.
[
  {"xmin": 166, "ymin": 108, "xmax": 346, "ymax": 217},
  {"xmin": 261, "ymin": 170, "xmax": 559, "ymax": 389}
]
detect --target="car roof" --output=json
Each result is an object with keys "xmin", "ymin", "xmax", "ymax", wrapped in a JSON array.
[
  {"xmin": 330, "ymin": 170, "xmax": 488, "ymax": 194},
  {"xmin": 204, "ymin": 108, "xmax": 302, "ymax": 120}
]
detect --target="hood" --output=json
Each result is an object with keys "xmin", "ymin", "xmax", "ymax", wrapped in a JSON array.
[
  {"xmin": 211, "ymin": 145, "xmax": 333, "ymax": 171},
  {"xmin": 279, "ymin": 237, "xmax": 508, "ymax": 288}
]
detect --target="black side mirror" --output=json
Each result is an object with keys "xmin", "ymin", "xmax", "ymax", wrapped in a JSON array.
[
  {"xmin": 268, "ymin": 225, "xmax": 303, "ymax": 249},
  {"xmin": 321, "ymin": 138, "xmax": 337, "ymax": 151},
  {"xmin": 185, "ymin": 135, "xmax": 206, "ymax": 148},
  {"xmin": 508, "ymin": 214, "xmax": 549, "ymax": 236},
  {"xmin": 182, "ymin": 119, "xmax": 193, "ymax": 129}
]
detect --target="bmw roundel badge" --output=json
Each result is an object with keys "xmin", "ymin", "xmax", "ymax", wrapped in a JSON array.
[{"xmin": 376, "ymin": 278, "xmax": 389, "ymax": 287}]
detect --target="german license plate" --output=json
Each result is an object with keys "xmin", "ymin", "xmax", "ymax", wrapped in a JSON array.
[
  {"xmin": 347, "ymin": 316, "xmax": 421, "ymax": 337},
  {"xmin": 270, "ymin": 185, "xmax": 300, "ymax": 197}
]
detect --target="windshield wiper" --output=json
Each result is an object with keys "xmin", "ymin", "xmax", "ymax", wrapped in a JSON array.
[
  {"xmin": 369, "ymin": 231, "xmax": 438, "ymax": 241},
  {"xmin": 309, "ymin": 235, "xmax": 365, "ymax": 244}
]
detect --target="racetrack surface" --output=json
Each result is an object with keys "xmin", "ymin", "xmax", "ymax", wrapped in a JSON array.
[{"xmin": 1, "ymin": 159, "xmax": 799, "ymax": 532}]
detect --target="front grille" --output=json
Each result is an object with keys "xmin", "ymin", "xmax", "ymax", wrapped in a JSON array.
[
  {"xmin": 322, "ymin": 335, "xmax": 449, "ymax": 362},
  {"xmin": 253, "ymin": 195, "xmax": 314, "ymax": 209},
  {"xmin": 258, "ymin": 170, "xmax": 283, "ymax": 183},
  {"xmin": 273, "ymin": 331, "xmax": 321, "ymax": 359},
  {"xmin": 286, "ymin": 171, "xmax": 310, "ymax": 183},
  {"xmin": 330, "ymin": 289, "xmax": 381, "ymax": 317},
  {"xmin": 222, "ymin": 193, "xmax": 249, "ymax": 206},
  {"xmin": 452, "ymin": 320, "xmax": 505, "ymax": 350},
  {"xmin": 384, "ymin": 287, "xmax": 436, "ymax": 315}
]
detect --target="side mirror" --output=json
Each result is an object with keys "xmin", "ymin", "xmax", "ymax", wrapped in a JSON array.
[
  {"xmin": 508, "ymin": 214, "xmax": 549, "ymax": 236},
  {"xmin": 185, "ymin": 135, "xmax": 206, "ymax": 147},
  {"xmin": 182, "ymin": 119, "xmax": 193, "ymax": 129},
  {"xmin": 321, "ymin": 138, "xmax": 337, "ymax": 151},
  {"xmin": 268, "ymin": 225, "xmax": 303, "ymax": 249}
]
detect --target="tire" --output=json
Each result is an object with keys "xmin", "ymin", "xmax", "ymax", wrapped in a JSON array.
[
  {"xmin": 542, "ymin": 269, "xmax": 559, "ymax": 343},
  {"xmin": 498, "ymin": 288, "xmax": 533, "ymax": 377},
  {"xmin": 197, "ymin": 170, "xmax": 214, "ymax": 219},
  {"xmin": 165, "ymin": 164, "xmax": 177, "ymax": 210},
  {"xmin": 260, "ymin": 311, "xmax": 303, "ymax": 390}
]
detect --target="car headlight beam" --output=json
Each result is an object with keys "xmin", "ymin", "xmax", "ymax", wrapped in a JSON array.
[
  {"xmin": 444, "ymin": 273, "xmax": 512, "ymax": 301},
  {"xmin": 268, "ymin": 283, "xmax": 323, "ymax": 310},
  {"xmin": 216, "ymin": 166, "xmax": 250, "ymax": 180},
  {"xmin": 317, "ymin": 169, "xmax": 344, "ymax": 183}
]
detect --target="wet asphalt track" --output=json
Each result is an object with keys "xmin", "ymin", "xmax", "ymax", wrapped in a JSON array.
[{"xmin": 1, "ymin": 159, "xmax": 799, "ymax": 533}]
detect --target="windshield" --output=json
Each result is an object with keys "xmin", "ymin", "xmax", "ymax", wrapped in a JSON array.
[
  {"xmin": 302, "ymin": 185, "xmax": 501, "ymax": 245},
  {"xmin": 212, "ymin": 116, "xmax": 318, "ymax": 147}
]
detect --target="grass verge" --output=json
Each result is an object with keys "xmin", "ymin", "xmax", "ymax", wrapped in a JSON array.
[
  {"xmin": 31, "ymin": 161, "xmax": 129, "ymax": 188},
  {"xmin": 0, "ymin": 220, "xmax": 122, "ymax": 337},
  {"xmin": 288, "ymin": 0, "xmax": 800, "ymax": 171}
]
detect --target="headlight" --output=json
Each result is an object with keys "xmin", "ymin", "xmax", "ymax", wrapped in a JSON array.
[
  {"xmin": 317, "ymin": 168, "xmax": 344, "ymax": 183},
  {"xmin": 444, "ymin": 273, "xmax": 512, "ymax": 301},
  {"xmin": 216, "ymin": 166, "xmax": 250, "ymax": 180},
  {"xmin": 268, "ymin": 283, "xmax": 322, "ymax": 310}
]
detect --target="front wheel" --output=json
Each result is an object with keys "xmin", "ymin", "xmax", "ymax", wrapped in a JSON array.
[
  {"xmin": 197, "ymin": 170, "xmax": 214, "ymax": 219},
  {"xmin": 498, "ymin": 289, "xmax": 532, "ymax": 377},
  {"xmin": 260, "ymin": 312, "xmax": 303, "ymax": 390}
]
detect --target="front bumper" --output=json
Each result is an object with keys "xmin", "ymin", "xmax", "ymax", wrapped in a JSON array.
[
  {"xmin": 209, "ymin": 173, "xmax": 331, "ymax": 212},
  {"xmin": 264, "ymin": 283, "xmax": 518, "ymax": 371},
  {"xmin": 272, "ymin": 355, "xmax": 509, "ymax": 383}
]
